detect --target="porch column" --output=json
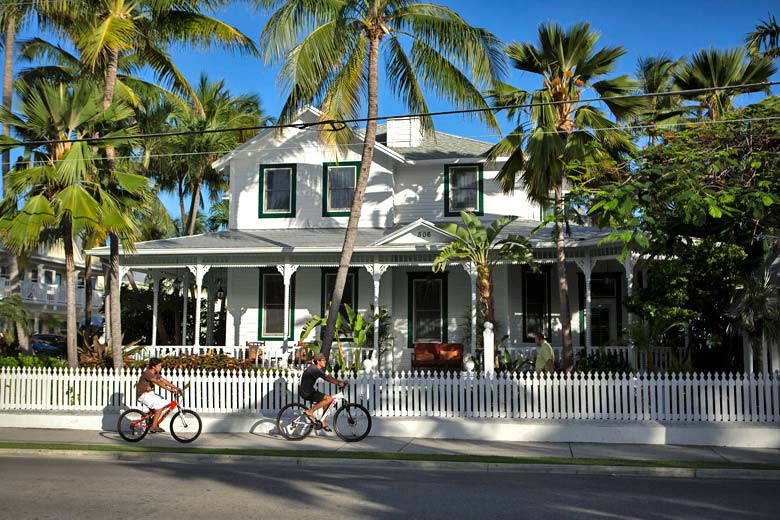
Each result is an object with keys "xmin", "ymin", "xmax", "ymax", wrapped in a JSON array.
[
  {"xmin": 181, "ymin": 276, "xmax": 189, "ymax": 345},
  {"xmin": 276, "ymin": 264, "xmax": 298, "ymax": 350},
  {"xmin": 575, "ymin": 256, "xmax": 594, "ymax": 355},
  {"xmin": 365, "ymin": 263, "xmax": 388, "ymax": 362},
  {"xmin": 188, "ymin": 265, "xmax": 211, "ymax": 348},
  {"xmin": 151, "ymin": 273, "xmax": 160, "ymax": 347},
  {"xmin": 463, "ymin": 262, "xmax": 478, "ymax": 357},
  {"xmin": 206, "ymin": 278, "xmax": 216, "ymax": 346},
  {"xmin": 623, "ymin": 252, "xmax": 640, "ymax": 368}
]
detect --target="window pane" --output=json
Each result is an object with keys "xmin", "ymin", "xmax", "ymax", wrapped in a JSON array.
[
  {"xmin": 524, "ymin": 272, "xmax": 547, "ymax": 339},
  {"xmin": 266, "ymin": 169, "xmax": 290, "ymax": 190},
  {"xmin": 413, "ymin": 279, "xmax": 442, "ymax": 342},
  {"xmin": 449, "ymin": 167, "xmax": 478, "ymax": 211},
  {"xmin": 330, "ymin": 188, "xmax": 354, "ymax": 210},
  {"xmin": 264, "ymin": 168, "xmax": 291, "ymax": 212},
  {"xmin": 266, "ymin": 190, "xmax": 290, "ymax": 211},
  {"xmin": 263, "ymin": 274, "xmax": 286, "ymax": 336},
  {"xmin": 329, "ymin": 167, "xmax": 355, "ymax": 188},
  {"xmin": 451, "ymin": 189, "xmax": 476, "ymax": 210}
]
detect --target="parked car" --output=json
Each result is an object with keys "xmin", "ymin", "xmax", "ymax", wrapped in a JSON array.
[{"xmin": 29, "ymin": 334, "xmax": 67, "ymax": 357}]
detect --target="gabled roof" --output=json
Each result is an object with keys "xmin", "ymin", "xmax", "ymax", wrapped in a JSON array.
[{"xmin": 371, "ymin": 218, "xmax": 456, "ymax": 247}]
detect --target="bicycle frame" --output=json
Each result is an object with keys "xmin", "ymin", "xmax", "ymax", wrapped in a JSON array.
[
  {"xmin": 131, "ymin": 398, "xmax": 181, "ymax": 430},
  {"xmin": 311, "ymin": 391, "xmax": 346, "ymax": 426}
]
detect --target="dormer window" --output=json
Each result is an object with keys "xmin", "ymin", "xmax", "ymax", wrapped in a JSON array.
[
  {"xmin": 323, "ymin": 161, "xmax": 359, "ymax": 217},
  {"xmin": 259, "ymin": 164, "xmax": 296, "ymax": 218},
  {"xmin": 445, "ymin": 164, "xmax": 483, "ymax": 217}
]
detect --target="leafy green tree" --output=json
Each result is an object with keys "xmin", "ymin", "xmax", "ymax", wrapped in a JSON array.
[
  {"xmin": 257, "ymin": 0, "xmax": 504, "ymax": 360},
  {"xmin": 433, "ymin": 212, "xmax": 533, "ymax": 325},
  {"xmin": 486, "ymin": 22, "xmax": 644, "ymax": 370},
  {"xmin": 673, "ymin": 48, "xmax": 775, "ymax": 121},
  {"xmin": 0, "ymin": 80, "xmax": 143, "ymax": 367}
]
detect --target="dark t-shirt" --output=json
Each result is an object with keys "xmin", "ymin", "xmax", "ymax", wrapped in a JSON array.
[
  {"xmin": 299, "ymin": 365, "xmax": 326, "ymax": 397},
  {"xmin": 136, "ymin": 368, "xmax": 160, "ymax": 399}
]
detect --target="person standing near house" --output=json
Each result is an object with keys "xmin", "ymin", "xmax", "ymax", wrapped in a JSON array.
[
  {"xmin": 136, "ymin": 357, "xmax": 180, "ymax": 433},
  {"xmin": 300, "ymin": 353, "xmax": 347, "ymax": 431},
  {"xmin": 534, "ymin": 332, "xmax": 555, "ymax": 373}
]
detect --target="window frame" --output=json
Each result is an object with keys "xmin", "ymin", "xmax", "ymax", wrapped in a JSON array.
[
  {"xmin": 322, "ymin": 161, "xmax": 360, "ymax": 217},
  {"xmin": 257, "ymin": 268, "xmax": 296, "ymax": 341},
  {"xmin": 258, "ymin": 163, "xmax": 296, "ymax": 218},
  {"xmin": 444, "ymin": 164, "xmax": 483, "ymax": 217},
  {"xmin": 406, "ymin": 272, "xmax": 448, "ymax": 348},
  {"xmin": 321, "ymin": 268, "xmax": 360, "ymax": 340},
  {"xmin": 522, "ymin": 265, "xmax": 551, "ymax": 342}
]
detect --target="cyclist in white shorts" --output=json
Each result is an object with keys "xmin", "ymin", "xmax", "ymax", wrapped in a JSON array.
[{"xmin": 136, "ymin": 357, "xmax": 179, "ymax": 433}]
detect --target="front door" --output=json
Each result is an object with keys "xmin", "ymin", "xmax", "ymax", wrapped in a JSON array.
[{"xmin": 407, "ymin": 273, "xmax": 448, "ymax": 348}]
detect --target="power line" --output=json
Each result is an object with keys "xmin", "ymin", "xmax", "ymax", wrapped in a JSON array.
[
  {"xmin": 11, "ymin": 113, "xmax": 780, "ymax": 165},
  {"xmin": 3, "ymin": 81, "xmax": 779, "ymax": 148}
]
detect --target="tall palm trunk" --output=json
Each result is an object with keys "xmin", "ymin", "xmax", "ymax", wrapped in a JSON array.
[
  {"xmin": 2, "ymin": 14, "xmax": 30, "ymax": 353},
  {"xmin": 185, "ymin": 174, "xmax": 204, "ymax": 235},
  {"xmin": 63, "ymin": 219, "xmax": 78, "ymax": 368},
  {"xmin": 554, "ymin": 182, "xmax": 574, "ymax": 370},
  {"xmin": 84, "ymin": 255, "xmax": 93, "ymax": 330},
  {"xmin": 321, "ymin": 34, "xmax": 381, "ymax": 360},
  {"xmin": 178, "ymin": 179, "xmax": 186, "ymax": 232},
  {"xmin": 101, "ymin": 47, "xmax": 124, "ymax": 365}
]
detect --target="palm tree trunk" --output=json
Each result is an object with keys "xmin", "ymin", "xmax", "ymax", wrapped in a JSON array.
[
  {"xmin": 321, "ymin": 34, "xmax": 381, "ymax": 360},
  {"xmin": 185, "ymin": 175, "xmax": 204, "ymax": 235},
  {"xmin": 2, "ymin": 14, "xmax": 30, "ymax": 354},
  {"xmin": 63, "ymin": 219, "xmax": 78, "ymax": 368},
  {"xmin": 554, "ymin": 183, "xmax": 574, "ymax": 371},
  {"xmin": 178, "ymin": 178, "xmax": 186, "ymax": 232},
  {"xmin": 109, "ymin": 233, "xmax": 123, "ymax": 368},
  {"xmin": 84, "ymin": 256, "xmax": 93, "ymax": 329}
]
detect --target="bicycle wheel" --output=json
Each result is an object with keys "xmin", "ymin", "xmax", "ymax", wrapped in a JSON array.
[
  {"xmin": 117, "ymin": 409, "xmax": 149, "ymax": 442},
  {"xmin": 334, "ymin": 403, "xmax": 371, "ymax": 442},
  {"xmin": 169, "ymin": 409, "xmax": 202, "ymax": 443},
  {"xmin": 276, "ymin": 403, "xmax": 313, "ymax": 441}
]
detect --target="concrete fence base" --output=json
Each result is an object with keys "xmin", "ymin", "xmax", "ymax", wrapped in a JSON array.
[{"xmin": 1, "ymin": 412, "xmax": 779, "ymax": 448}]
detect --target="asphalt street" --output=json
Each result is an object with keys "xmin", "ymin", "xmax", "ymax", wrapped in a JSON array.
[{"xmin": 1, "ymin": 455, "xmax": 779, "ymax": 519}]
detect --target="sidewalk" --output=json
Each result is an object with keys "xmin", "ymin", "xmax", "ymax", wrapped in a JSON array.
[{"xmin": 2, "ymin": 426, "xmax": 780, "ymax": 477}]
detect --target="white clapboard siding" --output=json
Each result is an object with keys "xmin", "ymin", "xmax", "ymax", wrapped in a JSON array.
[{"xmin": 1, "ymin": 367, "xmax": 778, "ymax": 423}]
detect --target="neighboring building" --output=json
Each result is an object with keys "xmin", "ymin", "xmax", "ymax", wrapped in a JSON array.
[
  {"xmin": 0, "ymin": 243, "xmax": 104, "ymax": 334},
  {"xmin": 89, "ymin": 108, "xmax": 640, "ymax": 370}
]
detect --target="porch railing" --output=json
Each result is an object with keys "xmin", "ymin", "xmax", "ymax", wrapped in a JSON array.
[
  {"xmin": 1, "ymin": 278, "xmax": 103, "ymax": 309},
  {"xmin": 1, "ymin": 366, "xmax": 777, "ymax": 423}
]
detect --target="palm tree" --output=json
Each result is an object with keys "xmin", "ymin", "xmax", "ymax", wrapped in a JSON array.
[
  {"xmin": 170, "ymin": 75, "xmax": 267, "ymax": 236},
  {"xmin": 0, "ymin": 80, "xmax": 140, "ymax": 367},
  {"xmin": 0, "ymin": 0, "xmax": 67, "ymax": 354},
  {"xmin": 727, "ymin": 270, "xmax": 780, "ymax": 373},
  {"xmin": 486, "ymin": 22, "xmax": 645, "ymax": 370},
  {"xmin": 633, "ymin": 55, "xmax": 687, "ymax": 145},
  {"xmin": 67, "ymin": 0, "xmax": 259, "ymax": 350},
  {"xmin": 433, "ymin": 212, "xmax": 533, "ymax": 326},
  {"xmin": 747, "ymin": 13, "xmax": 780, "ymax": 63},
  {"xmin": 257, "ymin": 0, "xmax": 504, "ymax": 359},
  {"xmin": 673, "ymin": 48, "xmax": 776, "ymax": 121}
]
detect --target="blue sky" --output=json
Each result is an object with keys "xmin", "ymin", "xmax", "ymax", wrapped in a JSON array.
[{"xmin": 13, "ymin": 0, "xmax": 780, "ymax": 222}]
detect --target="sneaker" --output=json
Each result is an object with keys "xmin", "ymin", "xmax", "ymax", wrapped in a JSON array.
[{"xmin": 150, "ymin": 427, "xmax": 165, "ymax": 433}]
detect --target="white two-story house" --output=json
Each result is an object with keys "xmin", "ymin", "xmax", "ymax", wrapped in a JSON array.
[{"xmin": 91, "ymin": 108, "xmax": 639, "ymax": 370}]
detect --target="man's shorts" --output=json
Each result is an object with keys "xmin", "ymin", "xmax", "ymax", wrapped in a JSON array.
[
  {"xmin": 300, "ymin": 390, "xmax": 326, "ymax": 404},
  {"xmin": 138, "ymin": 391, "xmax": 170, "ymax": 410}
]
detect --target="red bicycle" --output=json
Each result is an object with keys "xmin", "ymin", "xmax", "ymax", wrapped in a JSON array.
[{"xmin": 117, "ymin": 390, "xmax": 202, "ymax": 443}]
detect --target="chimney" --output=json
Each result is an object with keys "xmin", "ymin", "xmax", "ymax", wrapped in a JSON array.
[{"xmin": 386, "ymin": 117, "xmax": 424, "ymax": 148}]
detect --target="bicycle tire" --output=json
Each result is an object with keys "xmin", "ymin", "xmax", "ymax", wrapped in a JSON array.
[
  {"xmin": 169, "ymin": 409, "xmax": 202, "ymax": 443},
  {"xmin": 117, "ymin": 409, "xmax": 149, "ymax": 442},
  {"xmin": 276, "ymin": 403, "xmax": 313, "ymax": 441},
  {"xmin": 333, "ymin": 403, "xmax": 371, "ymax": 442}
]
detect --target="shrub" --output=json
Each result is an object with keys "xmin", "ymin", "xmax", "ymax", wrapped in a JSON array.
[{"xmin": 574, "ymin": 349, "xmax": 633, "ymax": 374}]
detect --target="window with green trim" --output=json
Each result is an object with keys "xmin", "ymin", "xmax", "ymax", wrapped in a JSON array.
[
  {"xmin": 322, "ymin": 162, "xmax": 359, "ymax": 216},
  {"xmin": 407, "ymin": 273, "xmax": 448, "ymax": 347},
  {"xmin": 259, "ymin": 164, "xmax": 296, "ymax": 218},
  {"xmin": 445, "ymin": 164, "xmax": 483, "ymax": 216},
  {"xmin": 258, "ymin": 269, "xmax": 295, "ymax": 340},
  {"xmin": 523, "ymin": 266, "xmax": 551, "ymax": 341},
  {"xmin": 322, "ymin": 268, "xmax": 358, "ymax": 328}
]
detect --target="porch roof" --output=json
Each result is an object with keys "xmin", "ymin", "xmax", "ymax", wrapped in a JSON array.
[{"xmin": 88, "ymin": 220, "xmax": 619, "ymax": 265}]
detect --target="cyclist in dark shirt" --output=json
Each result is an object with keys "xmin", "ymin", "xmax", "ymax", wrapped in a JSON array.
[{"xmin": 300, "ymin": 353, "xmax": 346, "ymax": 431}]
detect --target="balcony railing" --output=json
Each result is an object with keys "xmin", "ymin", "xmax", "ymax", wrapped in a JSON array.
[{"xmin": 1, "ymin": 277, "xmax": 103, "ymax": 309}]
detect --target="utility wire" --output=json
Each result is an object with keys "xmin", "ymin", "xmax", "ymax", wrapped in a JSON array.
[
  {"xmin": 12, "ymin": 113, "xmax": 780, "ymax": 165},
  {"xmin": 3, "ymin": 81, "xmax": 779, "ymax": 148}
]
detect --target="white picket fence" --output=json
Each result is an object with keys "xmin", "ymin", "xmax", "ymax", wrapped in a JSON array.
[{"xmin": 1, "ymin": 367, "xmax": 778, "ymax": 423}]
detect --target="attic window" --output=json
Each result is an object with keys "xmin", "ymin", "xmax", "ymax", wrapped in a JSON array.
[{"xmin": 445, "ymin": 164, "xmax": 483, "ymax": 217}]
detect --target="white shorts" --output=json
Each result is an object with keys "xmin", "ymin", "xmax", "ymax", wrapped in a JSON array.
[{"xmin": 137, "ymin": 391, "xmax": 170, "ymax": 410}]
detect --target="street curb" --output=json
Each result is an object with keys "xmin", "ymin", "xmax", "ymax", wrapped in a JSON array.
[{"xmin": 2, "ymin": 448, "xmax": 779, "ymax": 481}]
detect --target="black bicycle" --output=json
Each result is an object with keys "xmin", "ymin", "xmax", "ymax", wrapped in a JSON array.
[{"xmin": 276, "ymin": 385, "xmax": 371, "ymax": 442}]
